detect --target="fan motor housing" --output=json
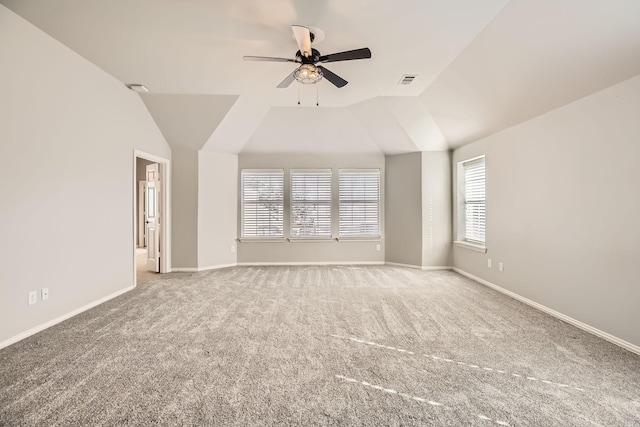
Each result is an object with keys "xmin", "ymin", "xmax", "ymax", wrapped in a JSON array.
[{"xmin": 296, "ymin": 48, "xmax": 321, "ymax": 64}]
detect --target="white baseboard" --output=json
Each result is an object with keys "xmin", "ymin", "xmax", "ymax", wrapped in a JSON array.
[
  {"xmin": 423, "ymin": 266, "xmax": 454, "ymax": 271},
  {"xmin": 172, "ymin": 263, "xmax": 237, "ymax": 272},
  {"xmin": 237, "ymin": 261, "xmax": 386, "ymax": 267},
  {"xmin": 385, "ymin": 262, "xmax": 453, "ymax": 271},
  {"xmin": 453, "ymin": 268, "xmax": 640, "ymax": 356},
  {"xmin": 0, "ymin": 285, "xmax": 135, "ymax": 351}
]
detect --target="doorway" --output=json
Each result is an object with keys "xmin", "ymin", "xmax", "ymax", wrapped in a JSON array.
[{"xmin": 134, "ymin": 150, "xmax": 171, "ymax": 286}]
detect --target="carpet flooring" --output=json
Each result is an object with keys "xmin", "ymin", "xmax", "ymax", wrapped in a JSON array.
[
  {"xmin": 1, "ymin": 266, "xmax": 639, "ymax": 426},
  {"xmin": 136, "ymin": 247, "xmax": 157, "ymax": 286}
]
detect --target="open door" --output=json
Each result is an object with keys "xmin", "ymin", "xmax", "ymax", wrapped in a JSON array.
[
  {"xmin": 145, "ymin": 163, "xmax": 161, "ymax": 272},
  {"xmin": 138, "ymin": 181, "xmax": 147, "ymax": 247}
]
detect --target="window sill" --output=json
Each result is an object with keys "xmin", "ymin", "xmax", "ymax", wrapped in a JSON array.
[
  {"xmin": 238, "ymin": 238, "xmax": 287, "ymax": 243},
  {"xmin": 336, "ymin": 236, "xmax": 382, "ymax": 242},
  {"xmin": 239, "ymin": 237, "xmax": 382, "ymax": 243},
  {"xmin": 288, "ymin": 238, "xmax": 333, "ymax": 243},
  {"xmin": 454, "ymin": 240, "xmax": 487, "ymax": 253}
]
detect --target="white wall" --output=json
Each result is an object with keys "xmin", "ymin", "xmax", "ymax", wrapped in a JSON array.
[
  {"xmin": 452, "ymin": 74, "xmax": 640, "ymax": 348},
  {"xmin": 237, "ymin": 153, "xmax": 385, "ymax": 264},
  {"xmin": 0, "ymin": 6, "xmax": 171, "ymax": 346},
  {"xmin": 198, "ymin": 152, "xmax": 238, "ymax": 269}
]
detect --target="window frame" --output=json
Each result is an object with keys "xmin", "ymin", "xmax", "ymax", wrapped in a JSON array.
[
  {"xmin": 289, "ymin": 169, "xmax": 333, "ymax": 240},
  {"xmin": 455, "ymin": 155, "xmax": 487, "ymax": 252},
  {"xmin": 240, "ymin": 169, "xmax": 285, "ymax": 240},
  {"xmin": 338, "ymin": 169, "xmax": 381, "ymax": 240}
]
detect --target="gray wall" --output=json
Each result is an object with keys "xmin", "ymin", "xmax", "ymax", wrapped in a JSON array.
[
  {"xmin": 385, "ymin": 153, "xmax": 423, "ymax": 266},
  {"xmin": 171, "ymin": 149, "xmax": 199, "ymax": 269},
  {"xmin": 421, "ymin": 151, "xmax": 452, "ymax": 267},
  {"xmin": 137, "ymin": 94, "xmax": 238, "ymax": 270},
  {"xmin": 172, "ymin": 151, "xmax": 239, "ymax": 271},
  {"xmin": 237, "ymin": 153, "xmax": 385, "ymax": 264},
  {"xmin": 0, "ymin": 5, "xmax": 171, "ymax": 346},
  {"xmin": 385, "ymin": 152, "xmax": 452, "ymax": 268},
  {"xmin": 452, "ymin": 74, "xmax": 640, "ymax": 347},
  {"xmin": 198, "ymin": 152, "xmax": 238, "ymax": 269}
]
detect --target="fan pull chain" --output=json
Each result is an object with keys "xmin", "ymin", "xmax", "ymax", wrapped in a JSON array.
[
  {"xmin": 316, "ymin": 84, "xmax": 319, "ymax": 106},
  {"xmin": 297, "ymin": 84, "xmax": 301, "ymax": 105}
]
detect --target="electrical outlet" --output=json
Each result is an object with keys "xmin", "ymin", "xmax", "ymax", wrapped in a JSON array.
[
  {"xmin": 42, "ymin": 288, "xmax": 49, "ymax": 301},
  {"xmin": 499, "ymin": 262, "xmax": 504, "ymax": 272},
  {"xmin": 487, "ymin": 259, "xmax": 492, "ymax": 268},
  {"xmin": 231, "ymin": 245, "xmax": 236, "ymax": 253},
  {"xmin": 28, "ymin": 291, "xmax": 37, "ymax": 306},
  {"xmin": 375, "ymin": 244, "xmax": 381, "ymax": 251}
]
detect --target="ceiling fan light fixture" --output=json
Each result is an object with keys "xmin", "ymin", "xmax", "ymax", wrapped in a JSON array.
[
  {"xmin": 244, "ymin": 25, "xmax": 370, "ymax": 89},
  {"xmin": 294, "ymin": 64, "xmax": 323, "ymax": 85}
]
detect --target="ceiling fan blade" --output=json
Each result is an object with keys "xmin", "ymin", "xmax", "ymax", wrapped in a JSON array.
[
  {"xmin": 291, "ymin": 25, "xmax": 312, "ymax": 57},
  {"xmin": 317, "ymin": 66, "xmax": 348, "ymax": 88},
  {"xmin": 277, "ymin": 70, "xmax": 296, "ymax": 88},
  {"xmin": 243, "ymin": 55, "xmax": 297, "ymax": 63},
  {"xmin": 318, "ymin": 48, "xmax": 371, "ymax": 63}
]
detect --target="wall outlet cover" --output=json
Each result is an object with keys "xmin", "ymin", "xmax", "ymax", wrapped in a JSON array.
[
  {"xmin": 28, "ymin": 291, "xmax": 37, "ymax": 305},
  {"xmin": 42, "ymin": 288, "xmax": 49, "ymax": 300}
]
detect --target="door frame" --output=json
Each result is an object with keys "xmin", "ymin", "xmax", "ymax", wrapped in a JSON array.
[{"xmin": 133, "ymin": 150, "xmax": 171, "ymax": 285}]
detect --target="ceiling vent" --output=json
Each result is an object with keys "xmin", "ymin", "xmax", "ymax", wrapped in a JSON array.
[
  {"xmin": 126, "ymin": 84, "xmax": 149, "ymax": 93},
  {"xmin": 398, "ymin": 74, "xmax": 418, "ymax": 85}
]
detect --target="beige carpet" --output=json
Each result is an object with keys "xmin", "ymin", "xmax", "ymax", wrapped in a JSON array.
[
  {"xmin": 1, "ymin": 266, "xmax": 639, "ymax": 426},
  {"xmin": 136, "ymin": 247, "xmax": 156, "ymax": 285}
]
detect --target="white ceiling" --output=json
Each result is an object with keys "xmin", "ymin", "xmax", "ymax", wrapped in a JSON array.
[{"xmin": 3, "ymin": 0, "xmax": 639, "ymax": 153}]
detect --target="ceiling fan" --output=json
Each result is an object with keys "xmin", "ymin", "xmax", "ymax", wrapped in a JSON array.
[{"xmin": 243, "ymin": 25, "xmax": 371, "ymax": 88}]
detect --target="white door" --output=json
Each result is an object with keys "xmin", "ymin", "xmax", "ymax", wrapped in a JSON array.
[
  {"xmin": 145, "ymin": 163, "xmax": 161, "ymax": 272},
  {"xmin": 138, "ymin": 181, "xmax": 147, "ymax": 247}
]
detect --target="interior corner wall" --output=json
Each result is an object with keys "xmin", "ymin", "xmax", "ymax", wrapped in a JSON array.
[
  {"xmin": 452, "ymin": 74, "xmax": 640, "ymax": 348},
  {"xmin": 171, "ymin": 148, "xmax": 199, "ymax": 269},
  {"xmin": 0, "ymin": 5, "xmax": 171, "ymax": 347},
  {"xmin": 197, "ymin": 151, "xmax": 238, "ymax": 269},
  {"xmin": 421, "ymin": 151, "xmax": 452, "ymax": 268},
  {"xmin": 385, "ymin": 152, "xmax": 423, "ymax": 267}
]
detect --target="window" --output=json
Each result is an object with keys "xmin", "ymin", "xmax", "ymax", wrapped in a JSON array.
[
  {"xmin": 241, "ymin": 170, "xmax": 284, "ymax": 238},
  {"xmin": 457, "ymin": 156, "xmax": 486, "ymax": 247},
  {"xmin": 290, "ymin": 170, "xmax": 332, "ymax": 239},
  {"xmin": 339, "ymin": 169, "xmax": 380, "ymax": 238}
]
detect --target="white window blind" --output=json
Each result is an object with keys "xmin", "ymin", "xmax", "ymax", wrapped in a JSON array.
[
  {"xmin": 290, "ymin": 170, "xmax": 332, "ymax": 239},
  {"xmin": 463, "ymin": 157, "xmax": 486, "ymax": 244},
  {"xmin": 241, "ymin": 170, "xmax": 284, "ymax": 238},
  {"xmin": 339, "ymin": 170, "xmax": 380, "ymax": 237}
]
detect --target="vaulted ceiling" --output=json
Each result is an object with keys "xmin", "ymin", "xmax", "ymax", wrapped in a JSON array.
[{"xmin": 3, "ymin": 0, "xmax": 639, "ymax": 154}]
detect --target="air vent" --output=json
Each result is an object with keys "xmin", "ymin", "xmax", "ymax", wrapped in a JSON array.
[
  {"xmin": 125, "ymin": 84, "xmax": 149, "ymax": 93},
  {"xmin": 398, "ymin": 74, "xmax": 418, "ymax": 85}
]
